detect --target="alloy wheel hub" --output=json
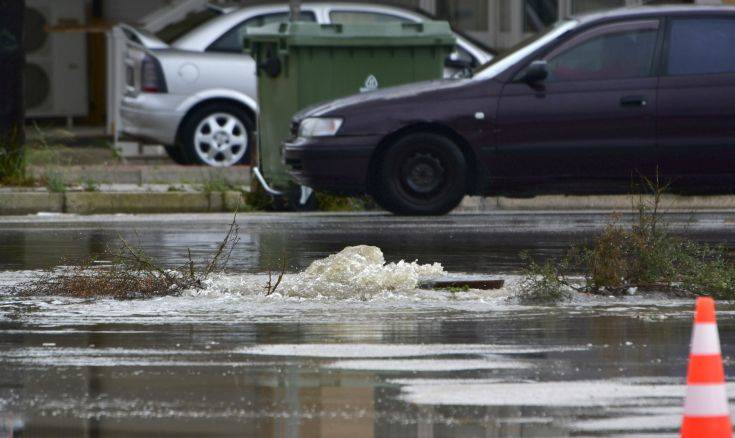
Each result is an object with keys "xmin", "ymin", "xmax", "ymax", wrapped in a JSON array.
[
  {"xmin": 194, "ymin": 113, "xmax": 248, "ymax": 167},
  {"xmin": 214, "ymin": 131, "xmax": 230, "ymax": 147}
]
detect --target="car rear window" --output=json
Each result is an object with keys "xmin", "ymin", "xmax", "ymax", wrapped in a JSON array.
[
  {"xmin": 329, "ymin": 11, "xmax": 412, "ymax": 24},
  {"xmin": 208, "ymin": 11, "xmax": 316, "ymax": 53},
  {"xmin": 155, "ymin": 9, "xmax": 220, "ymax": 44},
  {"xmin": 667, "ymin": 18, "xmax": 735, "ymax": 76}
]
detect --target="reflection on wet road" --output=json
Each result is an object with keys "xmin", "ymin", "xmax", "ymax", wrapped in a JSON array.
[{"xmin": 1, "ymin": 212, "xmax": 735, "ymax": 437}]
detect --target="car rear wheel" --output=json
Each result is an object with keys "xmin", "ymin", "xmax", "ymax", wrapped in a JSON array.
[
  {"xmin": 376, "ymin": 132, "xmax": 467, "ymax": 215},
  {"xmin": 164, "ymin": 145, "xmax": 190, "ymax": 165},
  {"xmin": 180, "ymin": 103, "xmax": 252, "ymax": 167}
]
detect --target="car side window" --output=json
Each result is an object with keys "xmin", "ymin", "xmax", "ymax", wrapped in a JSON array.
[
  {"xmin": 329, "ymin": 10, "xmax": 478, "ymax": 66},
  {"xmin": 329, "ymin": 11, "xmax": 413, "ymax": 24},
  {"xmin": 208, "ymin": 11, "xmax": 316, "ymax": 53},
  {"xmin": 546, "ymin": 27, "xmax": 657, "ymax": 81},
  {"xmin": 667, "ymin": 18, "xmax": 735, "ymax": 76}
]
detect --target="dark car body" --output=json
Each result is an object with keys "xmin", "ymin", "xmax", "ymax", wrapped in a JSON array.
[{"xmin": 284, "ymin": 6, "xmax": 735, "ymax": 214}]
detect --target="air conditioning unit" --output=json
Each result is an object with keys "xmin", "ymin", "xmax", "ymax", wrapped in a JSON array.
[{"xmin": 25, "ymin": 0, "xmax": 88, "ymax": 118}]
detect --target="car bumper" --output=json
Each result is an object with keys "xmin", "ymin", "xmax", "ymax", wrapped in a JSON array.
[
  {"xmin": 120, "ymin": 93, "xmax": 185, "ymax": 145},
  {"xmin": 283, "ymin": 135, "xmax": 378, "ymax": 195}
]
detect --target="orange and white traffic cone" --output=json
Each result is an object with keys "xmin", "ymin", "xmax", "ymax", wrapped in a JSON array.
[{"xmin": 681, "ymin": 297, "xmax": 732, "ymax": 437}]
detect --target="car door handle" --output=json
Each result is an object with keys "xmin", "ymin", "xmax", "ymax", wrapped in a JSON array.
[{"xmin": 620, "ymin": 95, "xmax": 648, "ymax": 107}]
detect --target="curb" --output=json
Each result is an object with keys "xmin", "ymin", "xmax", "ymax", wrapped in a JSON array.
[
  {"xmin": 0, "ymin": 191, "xmax": 244, "ymax": 215},
  {"xmin": 27, "ymin": 165, "xmax": 251, "ymax": 185},
  {"xmin": 458, "ymin": 194, "xmax": 735, "ymax": 211},
  {"xmin": 2, "ymin": 192, "xmax": 735, "ymax": 215},
  {"xmin": 0, "ymin": 193, "xmax": 65, "ymax": 215}
]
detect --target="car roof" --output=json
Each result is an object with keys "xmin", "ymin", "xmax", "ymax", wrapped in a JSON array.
[
  {"xmin": 573, "ymin": 4, "xmax": 735, "ymax": 24},
  {"xmin": 175, "ymin": 1, "xmax": 495, "ymax": 56},
  {"xmin": 173, "ymin": 2, "xmax": 431, "ymax": 50}
]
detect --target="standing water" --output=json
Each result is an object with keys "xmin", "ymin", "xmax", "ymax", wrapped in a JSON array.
[{"xmin": 1, "ymin": 212, "xmax": 735, "ymax": 437}]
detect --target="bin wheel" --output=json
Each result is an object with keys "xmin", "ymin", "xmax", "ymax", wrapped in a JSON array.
[
  {"xmin": 164, "ymin": 145, "xmax": 190, "ymax": 165},
  {"xmin": 376, "ymin": 132, "xmax": 466, "ymax": 215},
  {"xmin": 180, "ymin": 103, "xmax": 253, "ymax": 167}
]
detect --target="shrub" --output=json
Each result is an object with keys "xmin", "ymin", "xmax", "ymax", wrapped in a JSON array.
[{"xmin": 520, "ymin": 178, "xmax": 735, "ymax": 303}]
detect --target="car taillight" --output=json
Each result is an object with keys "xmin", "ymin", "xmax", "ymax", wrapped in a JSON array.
[{"xmin": 141, "ymin": 55, "xmax": 167, "ymax": 93}]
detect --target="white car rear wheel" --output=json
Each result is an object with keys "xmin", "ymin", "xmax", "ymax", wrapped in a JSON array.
[{"xmin": 181, "ymin": 104, "xmax": 253, "ymax": 167}]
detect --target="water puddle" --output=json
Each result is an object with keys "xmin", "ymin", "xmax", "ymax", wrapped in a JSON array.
[{"xmin": 0, "ymin": 241, "xmax": 720, "ymax": 436}]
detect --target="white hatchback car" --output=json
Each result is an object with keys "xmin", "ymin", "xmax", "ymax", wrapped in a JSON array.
[{"xmin": 120, "ymin": 2, "xmax": 494, "ymax": 167}]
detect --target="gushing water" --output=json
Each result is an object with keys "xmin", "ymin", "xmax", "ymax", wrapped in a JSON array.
[{"xmin": 198, "ymin": 245, "xmax": 446, "ymax": 299}]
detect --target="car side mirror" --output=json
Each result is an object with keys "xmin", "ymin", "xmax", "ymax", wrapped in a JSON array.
[
  {"xmin": 519, "ymin": 60, "xmax": 549, "ymax": 84},
  {"xmin": 444, "ymin": 54, "xmax": 472, "ymax": 70}
]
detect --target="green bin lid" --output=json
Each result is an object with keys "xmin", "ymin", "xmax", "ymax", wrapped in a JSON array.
[{"xmin": 245, "ymin": 21, "xmax": 456, "ymax": 47}]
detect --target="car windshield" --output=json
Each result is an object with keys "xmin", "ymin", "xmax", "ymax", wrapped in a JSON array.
[{"xmin": 473, "ymin": 20, "xmax": 578, "ymax": 80}]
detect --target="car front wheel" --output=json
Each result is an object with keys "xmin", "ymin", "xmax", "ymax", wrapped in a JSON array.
[
  {"xmin": 180, "ymin": 103, "xmax": 252, "ymax": 167},
  {"xmin": 376, "ymin": 132, "xmax": 467, "ymax": 215}
]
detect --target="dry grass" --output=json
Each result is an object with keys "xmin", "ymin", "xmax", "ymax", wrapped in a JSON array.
[{"xmin": 16, "ymin": 215, "xmax": 241, "ymax": 300}]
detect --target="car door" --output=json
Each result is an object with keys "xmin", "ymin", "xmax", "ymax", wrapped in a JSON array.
[
  {"xmin": 493, "ymin": 20, "xmax": 661, "ymax": 186},
  {"xmin": 657, "ymin": 16, "xmax": 735, "ymax": 184}
]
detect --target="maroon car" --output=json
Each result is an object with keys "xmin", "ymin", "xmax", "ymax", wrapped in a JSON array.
[{"xmin": 284, "ymin": 6, "xmax": 735, "ymax": 215}]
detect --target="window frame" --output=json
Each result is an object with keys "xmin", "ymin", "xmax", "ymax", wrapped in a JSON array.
[
  {"xmin": 661, "ymin": 15, "xmax": 735, "ymax": 78},
  {"xmin": 540, "ymin": 19, "xmax": 662, "ymax": 83},
  {"xmin": 206, "ymin": 10, "xmax": 317, "ymax": 53},
  {"xmin": 328, "ymin": 9, "xmax": 414, "ymax": 24}
]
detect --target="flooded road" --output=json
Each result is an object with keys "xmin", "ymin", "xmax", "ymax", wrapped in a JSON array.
[{"xmin": 1, "ymin": 212, "xmax": 735, "ymax": 437}]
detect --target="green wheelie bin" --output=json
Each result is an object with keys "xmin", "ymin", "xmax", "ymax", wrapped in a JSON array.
[{"xmin": 246, "ymin": 21, "xmax": 455, "ymax": 206}]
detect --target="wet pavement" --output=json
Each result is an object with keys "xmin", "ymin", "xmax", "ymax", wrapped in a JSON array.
[{"xmin": 1, "ymin": 211, "xmax": 735, "ymax": 437}]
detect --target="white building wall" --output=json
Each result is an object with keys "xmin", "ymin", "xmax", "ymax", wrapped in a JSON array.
[{"xmin": 102, "ymin": 0, "xmax": 174, "ymax": 24}]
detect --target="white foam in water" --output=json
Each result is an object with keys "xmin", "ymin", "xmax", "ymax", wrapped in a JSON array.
[
  {"xmin": 571, "ymin": 414, "xmax": 682, "ymax": 432},
  {"xmin": 397, "ymin": 380, "xmax": 695, "ymax": 407},
  {"xmin": 279, "ymin": 245, "xmax": 446, "ymax": 298},
  {"xmin": 396, "ymin": 380, "xmax": 735, "ymax": 409},
  {"xmin": 286, "ymin": 245, "xmax": 445, "ymax": 297},
  {"xmin": 197, "ymin": 245, "xmax": 446, "ymax": 299},
  {"xmin": 238, "ymin": 343, "xmax": 585, "ymax": 358},
  {"xmin": 326, "ymin": 358, "xmax": 531, "ymax": 372}
]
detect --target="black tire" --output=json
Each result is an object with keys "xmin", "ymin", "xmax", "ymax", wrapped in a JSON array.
[
  {"xmin": 376, "ymin": 132, "xmax": 467, "ymax": 215},
  {"xmin": 179, "ymin": 103, "xmax": 253, "ymax": 167},
  {"xmin": 164, "ymin": 145, "xmax": 190, "ymax": 165}
]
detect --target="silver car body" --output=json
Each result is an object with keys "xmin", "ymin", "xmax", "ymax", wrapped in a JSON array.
[{"xmin": 120, "ymin": 2, "xmax": 493, "ymax": 165}]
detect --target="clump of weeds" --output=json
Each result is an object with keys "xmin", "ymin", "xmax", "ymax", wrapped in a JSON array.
[
  {"xmin": 518, "ymin": 251, "xmax": 576, "ymax": 304},
  {"xmin": 444, "ymin": 285, "xmax": 471, "ymax": 293},
  {"xmin": 16, "ymin": 215, "xmax": 242, "ymax": 300},
  {"xmin": 201, "ymin": 172, "xmax": 241, "ymax": 194},
  {"xmin": 315, "ymin": 192, "xmax": 377, "ymax": 212},
  {"xmin": 519, "ymin": 175, "xmax": 735, "ymax": 304},
  {"xmin": 42, "ymin": 171, "xmax": 67, "ymax": 193},
  {"xmin": 82, "ymin": 178, "xmax": 99, "ymax": 192}
]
